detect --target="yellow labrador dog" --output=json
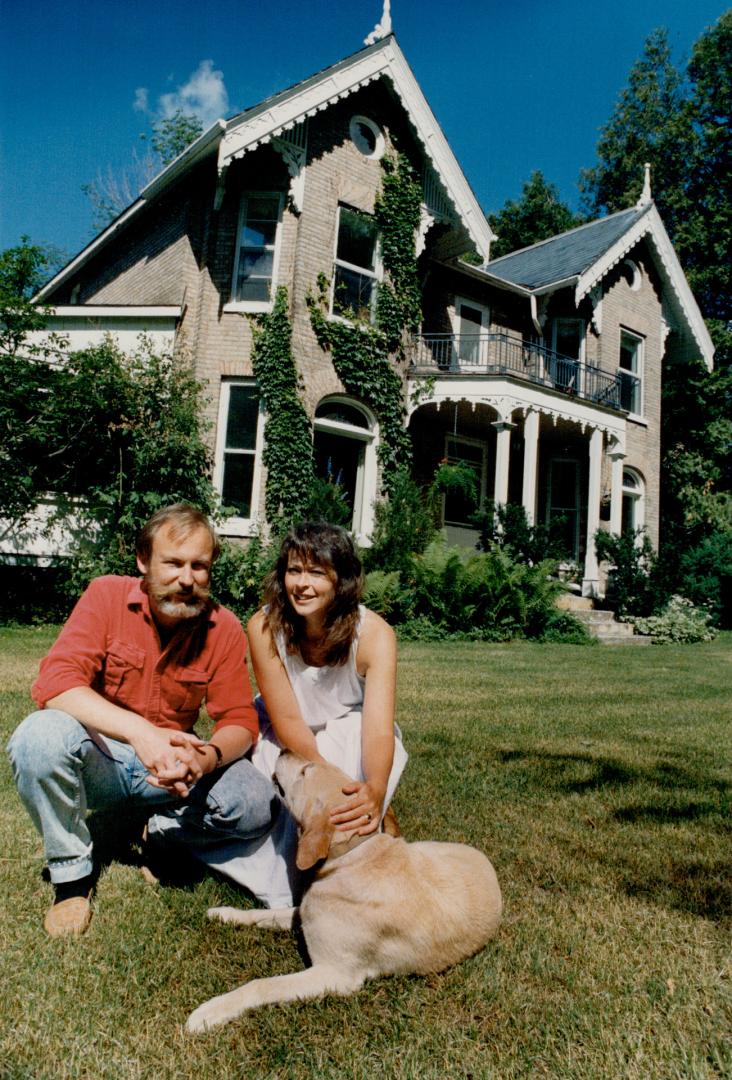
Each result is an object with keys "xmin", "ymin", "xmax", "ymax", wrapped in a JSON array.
[{"xmin": 186, "ymin": 751, "xmax": 502, "ymax": 1033}]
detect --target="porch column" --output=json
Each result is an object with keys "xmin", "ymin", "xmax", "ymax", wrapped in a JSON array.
[
  {"xmin": 582, "ymin": 427, "xmax": 603, "ymax": 597},
  {"xmin": 521, "ymin": 410, "xmax": 540, "ymax": 525},
  {"xmin": 492, "ymin": 420, "xmax": 515, "ymax": 507},
  {"xmin": 609, "ymin": 448, "xmax": 625, "ymax": 535}
]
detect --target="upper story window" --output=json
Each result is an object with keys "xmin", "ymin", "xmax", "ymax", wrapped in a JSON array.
[
  {"xmin": 214, "ymin": 380, "xmax": 264, "ymax": 533},
  {"xmin": 618, "ymin": 329, "xmax": 643, "ymax": 416},
  {"xmin": 349, "ymin": 115, "xmax": 385, "ymax": 160},
  {"xmin": 231, "ymin": 192, "xmax": 284, "ymax": 310},
  {"xmin": 332, "ymin": 206, "xmax": 379, "ymax": 321}
]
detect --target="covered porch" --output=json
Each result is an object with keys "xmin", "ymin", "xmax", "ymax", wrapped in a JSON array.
[{"xmin": 406, "ymin": 377, "xmax": 627, "ymax": 597}]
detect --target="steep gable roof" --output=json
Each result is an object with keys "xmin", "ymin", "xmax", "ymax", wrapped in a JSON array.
[
  {"xmin": 486, "ymin": 206, "xmax": 649, "ymax": 291},
  {"xmin": 37, "ymin": 35, "xmax": 493, "ymax": 300},
  {"xmin": 485, "ymin": 204, "xmax": 714, "ymax": 368}
]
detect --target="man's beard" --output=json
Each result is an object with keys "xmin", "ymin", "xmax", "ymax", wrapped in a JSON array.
[{"xmin": 148, "ymin": 581, "xmax": 210, "ymax": 622}]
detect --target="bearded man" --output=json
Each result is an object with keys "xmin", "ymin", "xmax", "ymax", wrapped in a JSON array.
[{"xmin": 7, "ymin": 504, "xmax": 276, "ymax": 938}]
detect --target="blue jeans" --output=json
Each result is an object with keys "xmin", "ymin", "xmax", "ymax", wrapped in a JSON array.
[{"xmin": 7, "ymin": 710, "xmax": 277, "ymax": 885}]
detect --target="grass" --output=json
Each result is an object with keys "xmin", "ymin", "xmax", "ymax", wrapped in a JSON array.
[{"xmin": 0, "ymin": 626, "xmax": 730, "ymax": 1079}]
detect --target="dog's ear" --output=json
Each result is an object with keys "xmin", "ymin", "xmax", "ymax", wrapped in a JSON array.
[{"xmin": 296, "ymin": 808, "xmax": 334, "ymax": 870}]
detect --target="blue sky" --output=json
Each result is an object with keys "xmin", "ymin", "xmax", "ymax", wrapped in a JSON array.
[{"xmin": 1, "ymin": 0, "xmax": 727, "ymax": 261}]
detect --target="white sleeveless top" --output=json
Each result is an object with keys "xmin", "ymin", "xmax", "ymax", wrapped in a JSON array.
[{"xmin": 273, "ymin": 607, "xmax": 366, "ymax": 731}]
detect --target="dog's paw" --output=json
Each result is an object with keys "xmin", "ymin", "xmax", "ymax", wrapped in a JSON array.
[{"xmin": 186, "ymin": 1000, "xmax": 222, "ymax": 1034}]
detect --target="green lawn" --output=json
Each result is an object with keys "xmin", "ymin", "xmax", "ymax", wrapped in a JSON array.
[{"xmin": 1, "ymin": 627, "xmax": 730, "ymax": 1079}]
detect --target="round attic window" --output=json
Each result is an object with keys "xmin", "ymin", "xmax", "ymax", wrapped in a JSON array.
[
  {"xmin": 622, "ymin": 259, "xmax": 642, "ymax": 291},
  {"xmin": 349, "ymin": 115, "xmax": 384, "ymax": 159}
]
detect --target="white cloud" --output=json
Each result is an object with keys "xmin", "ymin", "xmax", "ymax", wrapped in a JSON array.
[
  {"xmin": 133, "ymin": 60, "xmax": 229, "ymax": 129},
  {"xmin": 157, "ymin": 60, "xmax": 229, "ymax": 127}
]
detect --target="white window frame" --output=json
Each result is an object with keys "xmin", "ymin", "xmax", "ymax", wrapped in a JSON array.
[
  {"xmin": 621, "ymin": 467, "xmax": 645, "ymax": 539},
  {"xmin": 213, "ymin": 379, "xmax": 265, "ymax": 537},
  {"xmin": 349, "ymin": 115, "xmax": 385, "ymax": 160},
  {"xmin": 329, "ymin": 205, "xmax": 381, "ymax": 324},
  {"xmin": 449, "ymin": 297, "xmax": 491, "ymax": 367},
  {"xmin": 622, "ymin": 259, "xmax": 642, "ymax": 291},
  {"xmin": 313, "ymin": 396, "xmax": 378, "ymax": 542},
  {"xmin": 618, "ymin": 328, "xmax": 644, "ymax": 418},
  {"xmin": 226, "ymin": 191, "xmax": 285, "ymax": 314}
]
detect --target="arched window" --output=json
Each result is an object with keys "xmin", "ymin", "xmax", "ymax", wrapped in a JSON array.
[
  {"xmin": 621, "ymin": 468, "xmax": 645, "ymax": 537},
  {"xmin": 313, "ymin": 397, "xmax": 378, "ymax": 540}
]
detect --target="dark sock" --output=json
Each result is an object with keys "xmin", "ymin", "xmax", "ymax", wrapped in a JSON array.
[{"xmin": 54, "ymin": 875, "xmax": 94, "ymax": 904}]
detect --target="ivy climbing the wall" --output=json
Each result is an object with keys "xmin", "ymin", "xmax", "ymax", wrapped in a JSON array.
[
  {"xmin": 307, "ymin": 151, "xmax": 423, "ymax": 493},
  {"xmin": 251, "ymin": 285, "xmax": 314, "ymax": 525}
]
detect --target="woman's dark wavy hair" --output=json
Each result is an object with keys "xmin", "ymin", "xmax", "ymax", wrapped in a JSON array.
[{"xmin": 263, "ymin": 521, "xmax": 363, "ymax": 666}]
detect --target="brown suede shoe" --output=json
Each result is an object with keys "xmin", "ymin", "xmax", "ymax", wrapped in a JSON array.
[{"xmin": 44, "ymin": 895, "xmax": 92, "ymax": 938}]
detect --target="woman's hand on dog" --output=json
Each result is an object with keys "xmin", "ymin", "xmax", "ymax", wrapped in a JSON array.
[{"xmin": 331, "ymin": 780, "xmax": 384, "ymax": 835}]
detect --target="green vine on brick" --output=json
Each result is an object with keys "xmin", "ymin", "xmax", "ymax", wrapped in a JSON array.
[
  {"xmin": 251, "ymin": 285, "xmax": 314, "ymax": 525},
  {"xmin": 306, "ymin": 151, "xmax": 422, "ymax": 492},
  {"xmin": 374, "ymin": 152, "xmax": 423, "ymax": 351}
]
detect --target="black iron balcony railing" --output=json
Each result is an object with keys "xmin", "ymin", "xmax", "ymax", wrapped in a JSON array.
[{"xmin": 408, "ymin": 333, "xmax": 624, "ymax": 412}]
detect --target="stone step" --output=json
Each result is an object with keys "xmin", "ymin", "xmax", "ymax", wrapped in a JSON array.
[
  {"xmin": 562, "ymin": 604, "xmax": 652, "ymax": 644},
  {"xmin": 572, "ymin": 609, "xmax": 623, "ymax": 625}
]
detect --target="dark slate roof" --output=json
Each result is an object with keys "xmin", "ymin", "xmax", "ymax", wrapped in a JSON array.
[{"xmin": 486, "ymin": 205, "xmax": 652, "ymax": 290}]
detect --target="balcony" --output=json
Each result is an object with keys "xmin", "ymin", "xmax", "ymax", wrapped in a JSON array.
[{"xmin": 408, "ymin": 333, "xmax": 624, "ymax": 412}]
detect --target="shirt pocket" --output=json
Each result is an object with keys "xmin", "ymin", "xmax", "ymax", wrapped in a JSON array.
[
  {"xmin": 171, "ymin": 667, "xmax": 210, "ymax": 713},
  {"xmin": 103, "ymin": 639, "xmax": 146, "ymax": 700}
]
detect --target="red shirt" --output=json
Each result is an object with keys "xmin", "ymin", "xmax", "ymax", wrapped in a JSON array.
[{"xmin": 32, "ymin": 576, "xmax": 258, "ymax": 740}]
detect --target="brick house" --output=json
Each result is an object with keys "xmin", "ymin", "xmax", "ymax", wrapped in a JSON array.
[{"xmin": 30, "ymin": 32, "xmax": 713, "ymax": 595}]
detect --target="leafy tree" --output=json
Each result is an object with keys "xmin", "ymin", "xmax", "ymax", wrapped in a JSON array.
[
  {"xmin": 147, "ymin": 109, "xmax": 204, "ymax": 165},
  {"xmin": 488, "ymin": 171, "xmax": 583, "ymax": 258},
  {"xmin": 83, "ymin": 111, "xmax": 204, "ymax": 230},
  {"xmin": 0, "ymin": 239, "xmax": 51, "ymax": 356}
]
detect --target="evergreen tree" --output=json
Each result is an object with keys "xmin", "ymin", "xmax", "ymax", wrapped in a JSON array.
[{"xmin": 488, "ymin": 171, "xmax": 582, "ymax": 259}]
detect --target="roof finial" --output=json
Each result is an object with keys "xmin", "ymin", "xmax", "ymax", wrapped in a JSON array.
[
  {"xmin": 364, "ymin": 0, "xmax": 392, "ymax": 45},
  {"xmin": 637, "ymin": 162, "xmax": 652, "ymax": 207}
]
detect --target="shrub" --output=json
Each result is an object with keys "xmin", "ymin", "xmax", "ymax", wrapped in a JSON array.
[
  {"xmin": 474, "ymin": 502, "xmax": 570, "ymax": 564},
  {"xmin": 595, "ymin": 528, "xmax": 666, "ymax": 618},
  {"xmin": 402, "ymin": 537, "xmax": 565, "ymax": 641},
  {"xmin": 678, "ymin": 529, "xmax": 732, "ymax": 628},
  {"xmin": 538, "ymin": 610, "xmax": 594, "ymax": 644},
  {"xmin": 631, "ymin": 595, "xmax": 717, "ymax": 643},
  {"xmin": 362, "ymin": 569, "xmax": 410, "ymax": 622},
  {"xmin": 211, "ymin": 533, "xmax": 277, "ymax": 624},
  {"xmin": 363, "ymin": 468, "xmax": 437, "ymax": 575}
]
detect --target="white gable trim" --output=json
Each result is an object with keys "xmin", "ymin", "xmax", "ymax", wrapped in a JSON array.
[
  {"xmin": 218, "ymin": 37, "xmax": 494, "ymax": 262},
  {"xmin": 576, "ymin": 205, "xmax": 714, "ymax": 369}
]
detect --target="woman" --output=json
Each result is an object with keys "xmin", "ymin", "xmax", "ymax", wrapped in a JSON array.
[
  {"xmin": 200, "ymin": 522, "xmax": 407, "ymax": 907},
  {"xmin": 248, "ymin": 521, "xmax": 407, "ymax": 837}
]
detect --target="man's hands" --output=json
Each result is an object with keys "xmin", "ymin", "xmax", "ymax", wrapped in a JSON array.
[
  {"xmin": 330, "ymin": 780, "xmax": 384, "ymax": 835},
  {"xmin": 132, "ymin": 726, "xmax": 210, "ymax": 797}
]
